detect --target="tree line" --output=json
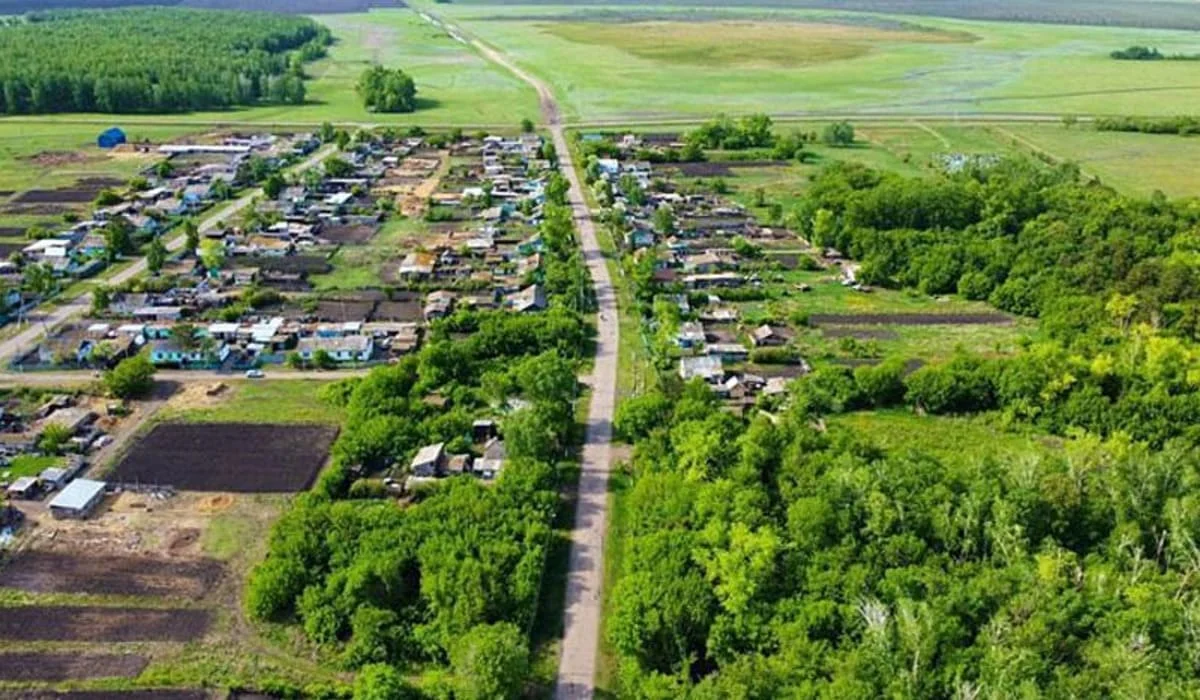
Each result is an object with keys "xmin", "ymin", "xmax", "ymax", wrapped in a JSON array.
[
  {"xmin": 1111, "ymin": 45, "xmax": 1200, "ymax": 60},
  {"xmin": 1095, "ymin": 115, "xmax": 1200, "ymax": 136},
  {"xmin": 0, "ymin": 8, "xmax": 330, "ymax": 114}
]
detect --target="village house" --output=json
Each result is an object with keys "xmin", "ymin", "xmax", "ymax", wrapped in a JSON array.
[
  {"xmin": 296, "ymin": 335, "xmax": 374, "ymax": 363},
  {"xmin": 423, "ymin": 290, "xmax": 456, "ymax": 321},
  {"xmin": 680, "ymin": 355, "xmax": 724, "ymax": 383},
  {"xmin": 751, "ymin": 324, "xmax": 792, "ymax": 347},
  {"xmin": 410, "ymin": 442, "xmax": 446, "ymax": 478},
  {"xmin": 676, "ymin": 321, "xmax": 706, "ymax": 350}
]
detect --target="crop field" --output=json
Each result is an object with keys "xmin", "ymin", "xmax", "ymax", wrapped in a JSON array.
[
  {"xmin": 433, "ymin": 3, "xmax": 1200, "ymax": 121},
  {"xmin": 111, "ymin": 423, "xmax": 338, "ymax": 492},
  {"xmin": 0, "ymin": 551, "xmax": 224, "ymax": 599},
  {"xmin": 0, "ymin": 653, "xmax": 149, "ymax": 682},
  {"xmin": 0, "ymin": 605, "xmax": 212, "ymax": 642}
]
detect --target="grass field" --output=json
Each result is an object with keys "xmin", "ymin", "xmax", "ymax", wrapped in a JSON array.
[
  {"xmin": 0, "ymin": 123, "xmax": 197, "ymax": 193},
  {"xmin": 828, "ymin": 410, "xmax": 1063, "ymax": 468},
  {"xmin": 156, "ymin": 380, "xmax": 347, "ymax": 425},
  {"xmin": 423, "ymin": 2, "xmax": 1200, "ymax": 121}
]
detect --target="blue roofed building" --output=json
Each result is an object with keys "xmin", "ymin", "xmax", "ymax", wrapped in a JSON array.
[{"xmin": 97, "ymin": 127, "xmax": 126, "ymax": 149}]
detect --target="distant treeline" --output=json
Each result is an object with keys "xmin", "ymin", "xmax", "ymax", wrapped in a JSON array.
[
  {"xmin": 1111, "ymin": 45, "xmax": 1200, "ymax": 61},
  {"xmin": 0, "ymin": 8, "xmax": 331, "ymax": 114},
  {"xmin": 0, "ymin": 0, "xmax": 405, "ymax": 14},
  {"xmin": 1095, "ymin": 115, "xmax": 1200, "ymax": 135}
]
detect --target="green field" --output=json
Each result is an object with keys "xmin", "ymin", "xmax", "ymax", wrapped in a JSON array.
[
  {"xmin": 157, "ymin": 380, "xmax": 347, "ymax": 425},
  {"xmin": 0, "ymin": 123, "xmax": 198, "ymax": 193},
  {"xmin": 828, "ymin": 410, "xmax": 1063, "ymax": 468},
  {"xmin": 423, "ymin": 2, "xmax": 1200, "ymax": 121}
]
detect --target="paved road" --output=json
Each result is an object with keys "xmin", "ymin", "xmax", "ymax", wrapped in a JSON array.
[
  {"xmin": 431, "ymin": 15, "xmax": 620, "ymax": 699},
  {"xmin": 0, "ymin": 145, "xmax": 336, "ymax": 366}
]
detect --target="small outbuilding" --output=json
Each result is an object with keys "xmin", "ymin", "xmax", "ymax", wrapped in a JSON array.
[
  {"xmin": 97, "ymin": 127, "xmax": 127, "ymax": 149},
  {"xmin": 47, "ymin": 478, "xmax": 106, "ymax": 520}
]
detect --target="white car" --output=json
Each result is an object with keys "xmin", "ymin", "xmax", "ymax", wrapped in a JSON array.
[{"xmin": 244, "ymin": 369, "xmax": 265, "ymax": 379}]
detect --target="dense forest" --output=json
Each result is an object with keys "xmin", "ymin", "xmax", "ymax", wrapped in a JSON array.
[
  {"xmin": 0, "ymin": 8, "xmax": 330, "ymax": 114},
  {"xmin": 609, "ymin": 383, "xmax": 1200, "ymax": 697},
  {"xmin": 245, "ymin": 177, "xmax": 596, "ymax": 695}
]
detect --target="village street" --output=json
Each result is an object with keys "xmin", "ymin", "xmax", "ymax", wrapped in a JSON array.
[{"xmin": 423, "ymin": 12, "xmax": 620, "ymax": 699}]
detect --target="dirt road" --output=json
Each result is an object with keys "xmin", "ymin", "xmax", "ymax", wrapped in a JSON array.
[
  {"xmin": 0, "ymin": 145, "xmax": 336, "ymax": 366},
  {"xmin": 424, "ymin": 13, "xmax": 619, "ymax": 699}
]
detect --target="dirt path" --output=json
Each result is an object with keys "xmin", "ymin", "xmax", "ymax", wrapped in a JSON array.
[{"xmin": 419, "ymin": 10, "xmax": 618, "ymax": 698}]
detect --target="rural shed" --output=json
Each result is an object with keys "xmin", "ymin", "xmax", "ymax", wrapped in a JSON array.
[
  {"xmin": 47, "ymin": 478, "xmax": 106, "ymax": 520},
  {"xmin": 97, "ymin": 127, "xmax": 126, "ymax": 149}
]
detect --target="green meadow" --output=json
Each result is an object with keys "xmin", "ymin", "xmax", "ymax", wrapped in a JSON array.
[{"xmin": 421, "ymin": 2, "xmax": 1200, "ymax": 122}]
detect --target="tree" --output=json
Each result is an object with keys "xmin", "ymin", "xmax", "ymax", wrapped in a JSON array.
[
  {"xmin": 319, "ymin": 121, "xmax": 336, "ymax": 143},
  {"xmin": 313, "ymin": 349, "xmax": 337, "ymax": 370},
  {"xmin": 104, "ymin": 353, "xmax": 156, "ymax": 399},
  {"xmin": 821, "ymin": 120, "xmax": 855, "ymax": 147},
  {"xmin": 145, "ymin": 235, "xmax": 167, "ymax": 274},
  {"xmin": 102, "ymin": 217, "xmax": 135, "ymax": 262},
  {"xmin": 94, "ymin": 189, "xmax": 122, "ymax": 207},
  {"xmin": 22, "ymin": 262, "xmax": 55, "ymax": 299},
  {"xmin": 324, "ymin": 156, "xmax": 355, "ymax": 178},
  {"xmin": 182, "ymin": 218, "xmax": 200, "ymax": 256},
  {"xmin": 352, "ymin": 664, "xmax": 414, "ymax": 700},
  {"xmin": 520, "ymin": 117, "xmax": 535, "ymax": 133},
  {"xmin": 356, "ymin": 65, "xmax": 417, "ymax": 113},
  {"xmin": 38, "ymin": 423, "xmax": 73, "ymax": 454},
  {"xmin": 451, "ymin": 623, "xmax": 530, "ymax": 700},
  {"xmin": 198, "ymin": 239, "xmax": 225, "ymax": 273},
  {"xmin": 653, "ymin": 205, "xmax": 675, "ymax": 236},
  {"xmin": 262, "ymin": 172, "xmax": 286, "ymax": 199},
  {"xmin": 91, "ymin": 285, "xmax": 112, "ymax": 315}
]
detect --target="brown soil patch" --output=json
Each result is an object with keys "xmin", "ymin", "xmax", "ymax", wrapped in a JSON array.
[
  {"xmin": 0, "ymin": 605, "xmax": 211, "ymax": 642},
  {"xmin": 111, "ymin": 423, "xmax": 338, "ymax": 493},
  {"xmin": 0, "ymin": 550, "xmax": 223, "ymax": 598},
  {"xmin": 167, "ymin": 527, "xmax": 201, "ymax": 552},
  {"xmin": 25, "ymin": 150, "xmax": 89, "ymax": 167},
  {"xmin": 0, "ymin": 652, "xmax": 148, "ymax": 681}
]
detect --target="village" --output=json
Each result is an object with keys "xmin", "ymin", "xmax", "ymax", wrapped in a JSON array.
[{"xmin": 9, "ymin": 130, "xmax": 556, "ymax": 373}]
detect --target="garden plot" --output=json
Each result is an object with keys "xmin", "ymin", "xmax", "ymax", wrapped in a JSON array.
[
  {"xmin": 0, "ymin": 653, "xmax": 148, "ymax": 682},
  {"xmin": 111, "ymin": 423, "xmax": 338, "ymax": 492},
  {"xmin": 0, "ymin": 550, "xmax": 224, "ymax": 599},
  {"xmin": 0, "ymin": 605, "xmax": 211, "ymax": 642}
]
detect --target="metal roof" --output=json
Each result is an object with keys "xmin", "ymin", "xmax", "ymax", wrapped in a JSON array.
[{"xmin": 47, "ymin": 478, "xmax": 105, "ymax": 512}]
